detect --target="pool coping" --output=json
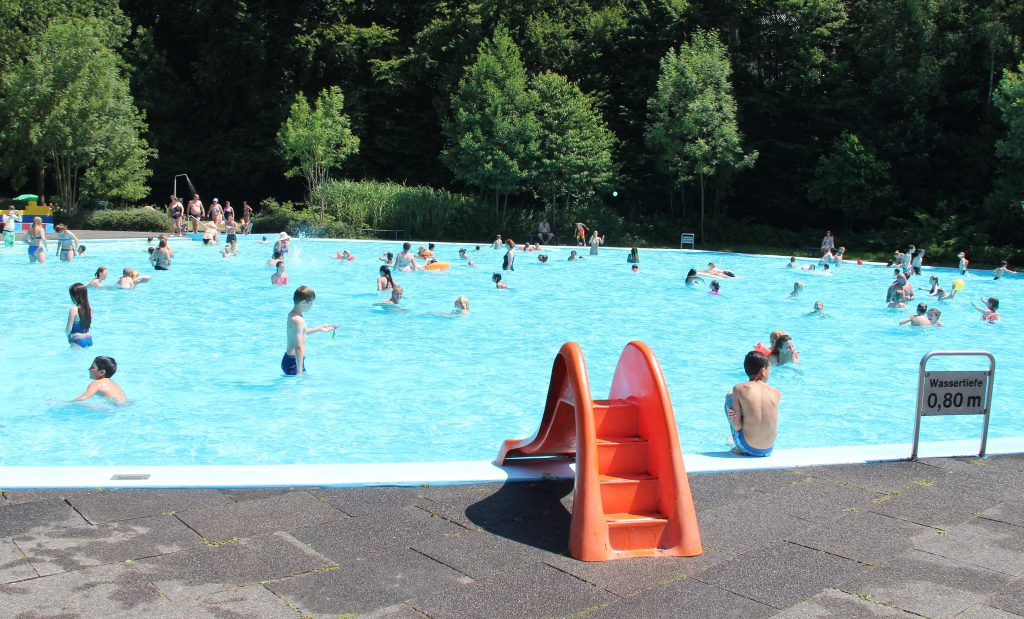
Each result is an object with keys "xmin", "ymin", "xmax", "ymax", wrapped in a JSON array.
[{"xmin": 3, "ymin": 437, "xmax": 1021, "ymax": 489}]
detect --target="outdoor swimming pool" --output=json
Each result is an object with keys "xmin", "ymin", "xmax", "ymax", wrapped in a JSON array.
[{"xmin": 0, "ymin": 236, "xmax": 1019, "ymax": 468}]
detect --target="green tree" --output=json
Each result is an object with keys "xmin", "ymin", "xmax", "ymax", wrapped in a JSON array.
[
  {"xmin": 276, "ymin": 86, "xmax": 360, "ymax": 224},
  {"xmin": 2, "ymin": 17, "xmax": 153, "ymax": 215},
  {"xmin": 530, "ymin": 71, "xmax": 616, "ymax": 229},
  {"xmin": 443, "ymin": 26, "xmax": 540, "ymax": 226},
  {"xmin": 991, "ymin": 61, "xmax": 1024, "ymax": 229},
  {"xmin": 647, "ymin": 29, "xmax": 757, "ymax": 240},
  {"xmin": 807, "ymin": 132, "xmax": 894, "ymax": 231}
]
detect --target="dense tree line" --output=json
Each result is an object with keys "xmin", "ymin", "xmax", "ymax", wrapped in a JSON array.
[{"xmin": 2, "ymin": 0, "xmax": 1023, "ymax": 255}]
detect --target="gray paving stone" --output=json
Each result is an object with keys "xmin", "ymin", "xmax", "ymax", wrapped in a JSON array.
[
  {"xmin": 866, "ymin": 483, "xmax": 998, "ymax": 529},
  {"xmin": 2, "ymin": 488, "xmax": 107, "ymax": 505},
  {"xmin": 411, "ymin": 526, "xmax": 560, "ymax": 581},
  {"xmin": 544, "ymin": 549, "xmax": 726, "ymax": 598},
  {"xmin": 979, "ymin": 499, "xmax": 1024, "ymax": 528},
  {"xmin": 695, "ymin": 541, "xmax": 865, "ymax": 609},
  {"xmin": 953, "ymin": 605, "xmax": 1022, "ymax": 619},
  {"xmin": 840, "ymin": 549, "xmax": 1013, "ymax": 618},
  {"xmin": 785, "ymin": 510, "xmax": 936, "ymax": 564},
  {"xmin": 154, "ymin": 584, "xmax": 299, "ymax": 619},
  {"xmin": 771, "ymin": 588, "xmax": 917, "ymax": 617},
  {"xmin": 69, "ymin": 489, "xmax": 235, "ymax": 523},
  {"xmin": 913, "ymin": 517, "xmax": 1024, "ymax": 576},
  {"xmin": 417, "ymin": 480, "xmax": 573, "ymax": 530},
  {"xmin": 696, "ymin": 496, "xmax": 817, "ymax": 556},
  {"xmin": 13, "ymin": 514, "xmax": 202, "ymax": 576},
  {"xmin": 588, "ymin": 575, "xmax": 774, "ymax": 618},
  {"xmin": 752, "ymin": 475, "xmax": 884, "ymax": 524},
  {"xmin": 219, "ymin": 486, "xmax": 317, "ymax": 503},
  {"xmin": 986, "ymin": 574, "xmax": 1024, "ymax": 615},
  {"xmin": 690, "ymin": 468, "xmax": 804, "ymax": 512},
  {"xmin": 132, "ymin": 531, "xmax": 333, "ymax": 600},
  {"xmin": 291, "ymin": 505, "xmax": 467, "ymax": 564},
  {"xmin": 267, "ymin": 547, "xmax": 473, "ymax": 617},
  {"xmin": 915, "ymin": 457, "xmax": 1024, "ymax": 501},
  {"xmin": 312, "ymin": 485, "xmax": 427, "ymax": 516},
  {"xmin": 175, "ymin": 490, "xmax": 346, "ymax": 540},
  {"xmin": 0, "ymin": 539, "xmax": 37, "ymax": 584},
  {"xmin": 411, "ymin": 561, "xmax": 616, "ymax": 619},
  {"xmin": 0, "ymin": 562, "xmax": 165, "ymax": 618},
  {"xmin": 800, "ymin": 461, "xmax": 943, "ymax": 494},
  {"xmin": 486, "ymin": 517, "xmax": 570, "ymax": 555},
  {"xmin": 0, "ymin": 498, "xmax": 85, "ymax": 537}
]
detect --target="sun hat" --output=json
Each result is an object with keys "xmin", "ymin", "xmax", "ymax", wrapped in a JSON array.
[
  {"xmin": 278, "ymin": 231, "xmax": 291, "ymax": 240},
  {"xmin": 212, "ymin": 198, "xmax": 219, "ymax": 202}
]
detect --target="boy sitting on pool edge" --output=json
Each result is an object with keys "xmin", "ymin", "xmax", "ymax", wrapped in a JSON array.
[
  {"xmin": 725, "ymin": 351, "xmax": 780, "ymax": 457},
  {"xmin": 283, "ymin": 286, "xmax": 335, "ymax": 376}
]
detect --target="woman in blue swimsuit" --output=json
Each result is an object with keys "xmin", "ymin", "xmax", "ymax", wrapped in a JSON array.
[
  {"xmin": 65, "ymin": 283, "xmax": 94, "ymax": 348},
  {"xmin": 25, "ymin": 217, "xmax": 47, "ymax": 264}
]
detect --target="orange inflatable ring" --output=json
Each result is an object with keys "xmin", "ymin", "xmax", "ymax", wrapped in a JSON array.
[{"xmin": 424, "ymin": 261, "xmax": 451, "ymax": 271}]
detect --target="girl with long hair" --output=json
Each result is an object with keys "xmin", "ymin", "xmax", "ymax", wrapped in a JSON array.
[{"xmin": 66, "ymin": 283, "xmax": 93, "ymax": 348}]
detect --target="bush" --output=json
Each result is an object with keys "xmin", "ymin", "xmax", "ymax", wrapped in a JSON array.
[
  {"xmin": 314, "ymin": 179, "xmax": 491, "ymax": 240},
  {"xmin": 84, "ymin": 207, "xmax": 168, "ymax": 231}
]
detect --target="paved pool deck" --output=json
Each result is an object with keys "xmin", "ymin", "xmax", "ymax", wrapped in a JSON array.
[{"xmin": 3, "ymin": 455, "xmax": 1024, "ymax": 618}]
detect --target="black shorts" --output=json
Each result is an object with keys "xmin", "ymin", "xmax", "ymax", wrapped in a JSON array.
[{"xmin": 154, "ymin": 265, "xmax": 169, "ymax": 271}]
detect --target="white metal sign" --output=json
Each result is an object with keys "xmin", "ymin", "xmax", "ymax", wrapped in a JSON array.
[{"xmin": 919, "ymin": 371, "xmax": 989, "ymax": 416}]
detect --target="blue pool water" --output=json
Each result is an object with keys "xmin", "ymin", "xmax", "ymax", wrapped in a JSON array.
[{"xmin": 0, "ymin": 236, "xmax": 1019, "ymax": 467}]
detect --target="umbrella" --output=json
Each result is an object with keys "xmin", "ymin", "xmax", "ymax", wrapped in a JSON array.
[{"xmin": 13, "ymin": 194, "xmax": 38, "ymax": 201}]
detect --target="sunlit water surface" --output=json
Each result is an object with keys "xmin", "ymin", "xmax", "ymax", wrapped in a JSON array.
[{"xmin": 0, "ymin": 236, "xmax": 1019, "ymax": 466}]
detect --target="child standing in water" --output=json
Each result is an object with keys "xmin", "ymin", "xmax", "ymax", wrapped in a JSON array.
[
  {"xmin": 73, "ymin": 356, "xmax": 126, "ymax": 403},
  {"xmin": 282, "ymin": 286, "xmax": 334, "ymax": 376},
  {"xmin": 272, "ymin": 262, "xmax": 288, "ymax": 285},
  {"xmin": 66, "ymin": 283, "xmax": 94, "ymax": 348}
]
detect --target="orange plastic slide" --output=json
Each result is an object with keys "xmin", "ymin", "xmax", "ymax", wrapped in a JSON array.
[{"xmin": 497, "ymin": 341, "xmax": 702, "ymax": 561}]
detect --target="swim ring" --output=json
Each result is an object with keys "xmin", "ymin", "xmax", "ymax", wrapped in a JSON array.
[{"xmin": 424, "ymin": 261, "xmax": 451, "ymax": 271}]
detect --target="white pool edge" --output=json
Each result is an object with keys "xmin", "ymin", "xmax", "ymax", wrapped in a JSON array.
[{"xmin": 3, "ymin": 437, "xmax": 1021, "ymax": 489}]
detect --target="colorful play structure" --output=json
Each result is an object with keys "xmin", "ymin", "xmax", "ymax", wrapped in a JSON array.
[
  {"xmin": 6, "ymin": 195, "xmax": 54, "ymax": 233},
  {"xmin": 498, "ymin": 341, "xmax": 702, "ymax": 562}
]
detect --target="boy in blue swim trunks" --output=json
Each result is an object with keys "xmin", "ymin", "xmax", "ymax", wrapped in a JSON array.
[
  {"xmin": 725, "ymin": 351, "xmax": 780, "ymax": 457},
  {"xmin": 283, "ymin": 285, "xmax": 335, "ymax": 376}
]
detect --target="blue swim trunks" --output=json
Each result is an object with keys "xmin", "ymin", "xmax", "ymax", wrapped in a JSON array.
[
  {"xmin": 69, "ymin": 335, "xmax": 93, "ymax": 348},
  {"xmin": 724, "ymin": 393, "xmax": 773, "ymax": 457},
  {"xmin": 281, "ymin": 353, "xmax": 301, "ymax": 376}
]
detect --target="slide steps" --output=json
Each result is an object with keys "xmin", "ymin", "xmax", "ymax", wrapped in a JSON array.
[{"xmin": 498, "ymin": 341, "xmax": 701, "ymax": 561}]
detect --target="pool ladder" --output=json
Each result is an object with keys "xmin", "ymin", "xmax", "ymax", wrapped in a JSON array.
[{"xmin": 497, "ymin": 341, "xmax": 702, "ymax": 561}]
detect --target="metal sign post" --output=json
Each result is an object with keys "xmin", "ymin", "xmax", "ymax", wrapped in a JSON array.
[{"xmin": 911, "ymin": 351, "xmax": 995, "ymax": 461}]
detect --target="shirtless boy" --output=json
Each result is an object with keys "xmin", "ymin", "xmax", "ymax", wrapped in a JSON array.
[
  {"xmin": 282, "ymin": 286, "xmax": 334, "ymax": 376},
  {"xmin": 724, "ymin": 351, "xmax": 780, "ymax": 457},
  {"xmin": 73, "ymin": 356, "xmax": 126, "ymax": 403}
]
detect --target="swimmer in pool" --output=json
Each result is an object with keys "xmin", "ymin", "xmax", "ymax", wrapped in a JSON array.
[
  {"xmin": 768, "ymin": 331, "xmax": 797, "ymax": 366},
  {"xmin": 117, "ymin": 268, "xmax": 149, "ymax": 289},
  {"xmin": 73, "ymin": 356, "xmax": 126, "ymax": 403},
  {"xmin": 709, "ymin": 280, "xmax": 721, "ymax": 294},
  {"xmin": 927, "ymin": 276, "xmax": 940, "ymax": 295},
  {"xmin": 725, "ymin": 351, "xmax": 780, "ymax": 457},
  {"xmin": 458, "ymin": 248, "xmax": 468, "ymax": 260},
  {"xmin": 800, "ymin": 263, "xmax": 816, "ymax": 271},
  {"xmin": 539, "ymin": 254, "xmax": 549, "ymax": 263},
  {"xmin": 787, "ymin": 257, "xmax": 796, "ymax": 268},
  {"xmin": 958, "ymin": 251, "xmax": 969, "ymax": 275},
  {"xmin": 701, "ymin": 262, "xmax": 735, "ymax": 277},
  {"xmin": 492, "ymin": 272, "xmax": 508, "ymax": 289},
  {"xmin": 994, "ymin": 261, "xmax": 1016, "ymax": 280},
  {"xmin": 379, "ymin": 252, "xmax": 394, "ymax": 265},
  {"xmin": 568, "ymin": 250, "xmax": 582, "ymax": 261},
  {"xmin": 66, "ymin": 283, "xmax": 94, "ymax": 348},
  {"xmin": 376, "ymin": 285, "xmax": 403, "ymax": 305},
  {"xmin": 972, "ymin": 296, "xmax": 1000, "ymax": 322},
  {"xmin": 267, "ymin": 250, "xmax": 283, "ymax": 267},
  {"xmin": 88, "ymin": 266, "xmax": 109, "ymax": 288},
  {"xmin": 808, "ymin": 300, "xmax": 829, "ymax": 317},
  {"xmin": 283, "ymin": 286, "xmax": 334, "ymax": 376},
  {"xmin": 887, "ymin": 289, "xmax": 907, "ymax": 309},
  {"xmin": 900, "ymin": 302, "xmax": 930, "ymax": 326},
  {"xmin": 685, "ymin": 269, "xmax": 705, "ymax": 286},
  {"xmin": 394, "ymin": 242, "xmax": 422, "ymax": 271},
  {"xmin": 454, "ymin": 295, "xmax": 469, "ymax": 313},
  {"xmin": 272, "ymin": 261, "xmax": 289, "ymax": 286},
  {"xmin": 786, "ymin": 281, "xmax": 804, "ymax": 299},
  {"xmin": 377, "ymin": 265, "xmax": 395, "ymax": 291}
]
